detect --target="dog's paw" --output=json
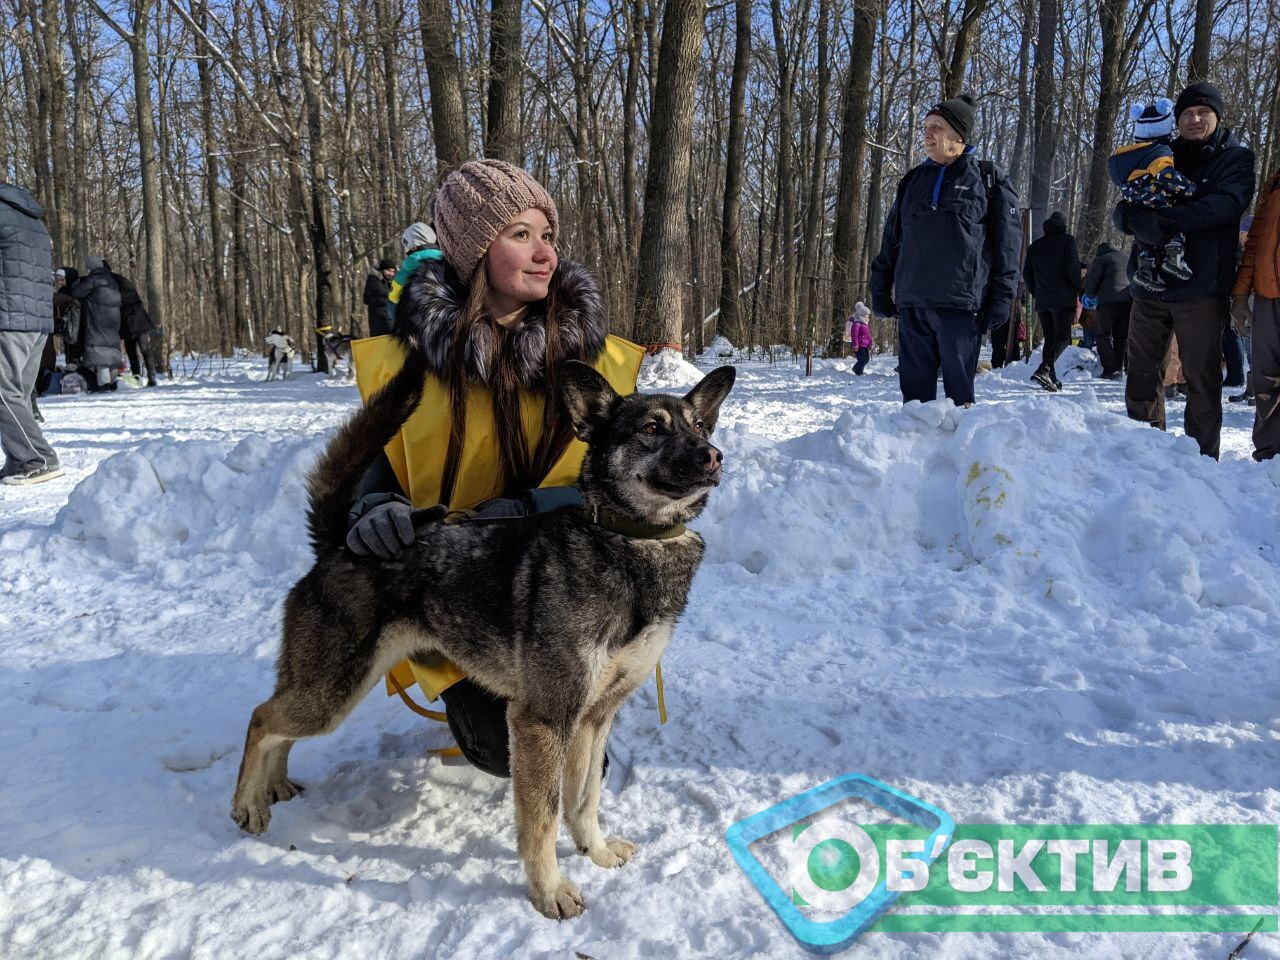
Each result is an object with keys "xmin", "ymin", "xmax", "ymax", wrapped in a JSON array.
[
  {"xmin": 588, "ymin": 837, "xmax": 636, "ymax": 869},
  {"xmin": 231, "ymin": 795, "xmax": 270, "ymax": 835},
  {"xmin": 530, "ymin": 876, "xmax": 587, "ymax": 920},
  {"xmin": 267, "ymin": 778, "xmax": 304, "ymax": 804}
]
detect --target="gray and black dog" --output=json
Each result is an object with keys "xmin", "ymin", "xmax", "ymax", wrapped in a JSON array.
[{"xmin": 230, "ymin": 348, "xmax": 735, "ymax": 919}]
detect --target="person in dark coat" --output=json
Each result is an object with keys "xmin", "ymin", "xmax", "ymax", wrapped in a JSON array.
[
  {"xmin": 106, "ymin": 262, "xmax": 161, "ymax": 386},
  {"xmin": 1023, "ymin": 211, "xmax": 1082, "ymax": 391},
  {"xmin": 362, "ymin": 258, "xmax": 396, "ymax": 337},
  {"xmin": 871, "ymin": 93, "xmax": 1022, "ymax": 406},
  {"xmin": 68, "ymin": 255, "xmax": 123, "ymax": 392},
  {"xmin": 54, "ymin": 266, "xmax": 82, "ymax": 367},
  {"xmin": 1082, "ymin": 242, "xmax": 1132, "ymax": 379},
  {"xmin": 0, "ymin": 182, "xmax": 62, "ymax": 485},
  {"xmin": 1114, "ymin": 82, "xmax": 1256, "ymax": 459}
]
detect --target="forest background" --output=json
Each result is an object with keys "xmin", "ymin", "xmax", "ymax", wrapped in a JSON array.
[{"xmin": 1, "ymin": 0, "xmax": 1274, "ymax": 364}]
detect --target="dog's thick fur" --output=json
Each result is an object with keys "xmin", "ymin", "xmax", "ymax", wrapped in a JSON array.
[{"xmin": 230, "ymin": 351, "xmax": 735, "ymax": 919}]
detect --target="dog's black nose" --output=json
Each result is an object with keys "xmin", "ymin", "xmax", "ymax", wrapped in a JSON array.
[{"xmin": 704, "ymin": 445, "xmax": 722, "ymax": 472}]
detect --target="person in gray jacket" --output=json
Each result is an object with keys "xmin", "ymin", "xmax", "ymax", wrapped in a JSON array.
[
  {"xmin": 0, "ymin": 182, "xmax": 62, "ymax": 485},
  {"xmin": 1082, "ymin": 242, "xmax": 1132, "ymax": 379}
]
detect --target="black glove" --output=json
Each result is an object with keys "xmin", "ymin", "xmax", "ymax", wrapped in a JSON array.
[
  {"xmin": 1126, "ymin": 207, "xmax": 1169, "ymax": 246},
  {"xmin": 872, "ymin": 297, "xmax": 897, "ymax": 320},
  {"xmin": 346, "ymin": 499, "xmax": 416, "ymax": 559}
]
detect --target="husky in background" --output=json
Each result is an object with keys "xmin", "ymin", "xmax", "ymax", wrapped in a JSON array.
[
  {"xmin": 322, "ymin": 332, "xmax": 356, "ymax": 377},
  {"xmin": 230, "ymin": 352, "xmax": 735, "ymax": 919}
]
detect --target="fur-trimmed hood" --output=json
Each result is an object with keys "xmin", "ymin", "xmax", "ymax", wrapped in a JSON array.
[{"xmin": 394, "ymin": 256, "xmax": 608, "ymax": 388}]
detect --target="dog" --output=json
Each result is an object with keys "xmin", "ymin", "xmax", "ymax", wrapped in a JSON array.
[
  {"xmin": 322, "ymin": 332, "xmax": 355, "ymax": 377},
  {"xmin": 230, "ymin": 351, "xmax": 735, "ymax": 919}
]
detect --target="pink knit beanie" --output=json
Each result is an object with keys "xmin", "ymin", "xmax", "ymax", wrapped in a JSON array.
[{"xmin": 433, "ymin": 159, "xmax": 560, "ymax": 282}]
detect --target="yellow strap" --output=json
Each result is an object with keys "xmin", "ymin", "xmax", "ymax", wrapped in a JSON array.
[
  {"xmin": 656, "ymin": 660, "xmax": 667, "ymax": 725},
  {"xmin": 430, "ymin": 746, "xmax": 463, "ymax": 757},
  {"xmin": 388, "ymin": 671, "xmax": 449, "ymax": 723}
]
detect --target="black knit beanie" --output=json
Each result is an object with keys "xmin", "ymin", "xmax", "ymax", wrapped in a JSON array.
[
  {"xmin": 1174, "ymin": 82, "xmax": 1225, "ymax": 121},
  {"xmin": 928, "ymin": 94, "xmax": 976, "ymax": 143}
]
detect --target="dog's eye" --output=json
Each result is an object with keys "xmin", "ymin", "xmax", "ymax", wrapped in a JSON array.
[
  {"xmin": 641, "ymin": 422, "xmax": 660, "ymax": 435},
  {"xmin": 693, "ymin": 419, "xmax": 705, "ymax": 434}
]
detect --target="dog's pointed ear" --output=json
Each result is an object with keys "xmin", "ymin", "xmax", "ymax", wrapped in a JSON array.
[
  {"xmin": 684, "ymin": 366, "xmax": 736, "ymax": 435},
  {"xmin": 560, "ymin": 360, "xmax": 619, "ymax": 442}
]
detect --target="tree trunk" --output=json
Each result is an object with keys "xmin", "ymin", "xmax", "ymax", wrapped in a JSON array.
[
  {"xmin": 486, "ymin": 0, "xmax": 522, "ymax": 163},
  {"xmin": 631, "ymin": 0, "xmax": 705, "ymax": 348},
  {"xmin": 769, "ymin": 0, "xmax": 796, "ymax": 339},
  {"xmin": 1188, "ymin": 0, "xmax": 1212, "ymax": 83},
  {"xmin": 1028, "ymin": 0, "xmax": 1060, "ymax": 235},
  {"xmin": 297, "ymin": 0, "xmax": 333, "ymax": 370},
  {"xmin": 420, "ymin": 0, "xmax": 469, "ymax": 182},
  {"xmin": 128, "ymin": 0, "xmax": 167, "ymax": 344},
  {"xmin": 716, "ymin": 0, "xmax": 750, "ymax": 343},
  {"xmin": 829, "ymin": 0, "xmax": 877, "ymax": 347},
  {"xmin": 1009, "ymin": 0, "xmax": 1034, "ymax": 197},
  {"xmin": 942, "ymin": 0, "xmax": 989, "ymax": 99},
  {"xmin": 801, "ymin": 0, "xmax": 830, "ymax": 357},
  {"xmin": 195, "ymin": 0, "xmax": 231, "ymax": 356}
]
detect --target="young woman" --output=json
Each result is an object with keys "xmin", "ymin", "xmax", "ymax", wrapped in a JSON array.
[{"xmin": 349, "ymin": 160, "xmax": 644, "ymax": 775}]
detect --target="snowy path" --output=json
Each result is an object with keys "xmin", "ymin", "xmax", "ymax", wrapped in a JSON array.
[{"xmin": 1, "ymin": 352, "xmax": 1277, "ymax": 959}]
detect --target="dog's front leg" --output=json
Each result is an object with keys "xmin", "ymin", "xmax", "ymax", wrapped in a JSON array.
[
  {"xmin": 563, "ymin": 706, "xmax": 635, "ymax": 869},
  {"xmin": 509, "ymin": 703, "xmax": 585, "ymax": 920}
]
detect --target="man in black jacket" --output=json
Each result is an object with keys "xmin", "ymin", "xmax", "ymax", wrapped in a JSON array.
[
  {"xmin": 1023, "ymin": 211, "xmax": 1081, "ymax": 391},
  {"xmin": 68, "ymin": 256, "xmax": 123, "ymax": 392},
  {"xmin": 0, "ymin": 182, "xmax": 62, "ymax": 485},
  {"xmin": 1115, "ymin": 83, "xmax": 1255, "ymax": 458},
  {"xmin": 362, "ymin": 258, "xmax": 395, "ymax": 337},
  {"xmin": 871, "ymin": 93, "xmax": 1022, "ymax": 406},
  {"xmin": 1082, "ymin": 242, "xmax": 1132, "ymax": 379},
  {"xmin": 107, "ymin": 262, "xmax": 161, "ymax": 386}
]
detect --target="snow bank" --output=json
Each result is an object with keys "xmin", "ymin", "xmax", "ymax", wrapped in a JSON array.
[
  {"xmin": 702, "ymin": 393, "xmax": 1280, "ymax": 623},
  {"xmin": 637, "ymin": 347, "xmax": 705, "ymax": 390},
  {"xmin": 55, "ymin": 434, "xmax": 323, "ymax": 572}
]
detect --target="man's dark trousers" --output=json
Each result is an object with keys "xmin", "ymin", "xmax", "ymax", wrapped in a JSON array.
[
  {"xmin": 897, "ymin": 306, "xmax": 980, "ymax": 405},
  {"xmin": 1037, "ymin": 305, "xmax": 1074, "ymax": 373},
  {"xmin": 1126, "ymin": 295, "xmax": 1228, "ymax": 458},
  {"xmin": 1096, "ymin": 300, "xmax": 1131, "ymax": 376}
]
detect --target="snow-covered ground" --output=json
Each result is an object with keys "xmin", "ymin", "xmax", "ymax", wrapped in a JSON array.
[{"xmin": 2, "ymin": 348, "xmax": 1277, "ymax": 959}]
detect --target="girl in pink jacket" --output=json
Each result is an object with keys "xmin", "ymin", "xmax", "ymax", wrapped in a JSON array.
[{"xmin": 850, "ymin": 302, "xmax": 873, "ymax": 374}]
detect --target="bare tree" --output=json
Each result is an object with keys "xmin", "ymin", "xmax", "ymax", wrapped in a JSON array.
[{"xmin": 632, "ymin": 0, "xmax": 706, "ymax": 349}]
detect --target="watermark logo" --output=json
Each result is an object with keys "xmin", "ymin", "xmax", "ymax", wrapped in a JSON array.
[{"xmin": 726, "ymin": 774, "xmax": 1278, "ymax": 954}]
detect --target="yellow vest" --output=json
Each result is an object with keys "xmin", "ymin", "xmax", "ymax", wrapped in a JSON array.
[{"xmin": 351, "ymin": 332, "xmax": 645, "ymax": 701}]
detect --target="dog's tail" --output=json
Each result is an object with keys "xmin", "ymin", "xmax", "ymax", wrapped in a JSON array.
[{"xmin": 306, "ymin": 347, "xmax": 429, "ymax": 553}]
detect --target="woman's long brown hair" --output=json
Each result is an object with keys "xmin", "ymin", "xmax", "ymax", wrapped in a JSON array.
[{"xmin": 437, "ymin": 266, "xmax": 578, "ymax": 506}]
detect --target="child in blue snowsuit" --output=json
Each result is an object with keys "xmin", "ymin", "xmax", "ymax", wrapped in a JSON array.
[{"xmin": 1107, "ymin": 98, "xmax": 1197, "ymax": 294}]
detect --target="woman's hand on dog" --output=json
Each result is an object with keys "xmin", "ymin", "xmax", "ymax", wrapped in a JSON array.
[{"xmin": 345, "ymin": 501, "xmax": 417, "ymax": 559}]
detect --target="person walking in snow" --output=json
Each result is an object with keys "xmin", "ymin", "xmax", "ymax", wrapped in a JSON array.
[
  {"xmin": 870, "ymin": 93, "xmax": 1022, "ymax": 407},
  {"xmin": 68, "ymin": 255, "xmax": 123, "ymax": 392},
  {"xmin": 0, "ymin": 181, "xmax": 62, "ymax": 485},
  {"xmin": 107, "ymin": 262, "xmax": 162, "ymax": 387},
  {"xmin": 849, "ymin": 302, "xmax": 873, "ymax": 375},
  {"xmin": 1023, "ymin": 211, "xmax": 1082, "ymax": 392},
  {"xmin": 1233, "ymin": 164, "xmax": 1280, "ymax": 460},
  {"xmin": 1081, "ymin": 242, "xmax": 1132, "ymax": 380},
  {"xmin": 1115, "ymin": 82, "xmax": 1255, "ymax": 460}
]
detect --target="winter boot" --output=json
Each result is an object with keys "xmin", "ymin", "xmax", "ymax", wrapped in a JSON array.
[
  {"xmin": 1161, "ymin": 235, "xmax": 1194, "ymax": 282},
  {"xmin": 1031, "ymin": 366, "xmax": 1060, "ymax": 392},
  {"xmin": 1133, "ymin": 248, "xmax": 1166, "ymax": 294}
]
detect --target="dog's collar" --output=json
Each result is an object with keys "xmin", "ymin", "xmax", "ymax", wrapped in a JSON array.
[{"xmin": 585, "ymin": 504, "xmax": 686, "ymax": 540}]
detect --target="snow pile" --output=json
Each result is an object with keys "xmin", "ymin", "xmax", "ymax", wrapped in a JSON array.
[
  {"xmin": 55, "ymin": 433, "xmax": 323, "ymax": 572},
  {"xmin": 703, "ymin": 394, "xmax": 1280, "ymax": 622},
  {"xmin": 637, "ymin": 348, "xmax": 706, "ymax": 390},
  {"xmin": 698, "ymin": 335, "xmax": 737, "ymax": 361}
]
